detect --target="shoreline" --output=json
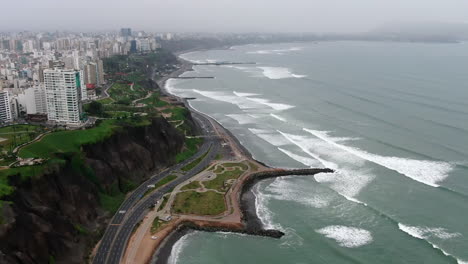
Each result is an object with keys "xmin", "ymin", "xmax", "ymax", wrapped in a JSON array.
[{"xmin": 142, "ymin": 55, "xmax": 333, "ymax": 264}]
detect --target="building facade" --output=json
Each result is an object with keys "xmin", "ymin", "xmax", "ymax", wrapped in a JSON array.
[
  {"xmin": 0, "ymin": 91, "xmax": 12, "ymax": 123},
  {"xmin": 44, "ymin": 69, "xmax": 82, "ymax": 124}
]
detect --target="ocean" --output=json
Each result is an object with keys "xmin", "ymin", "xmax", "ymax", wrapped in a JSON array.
[{"xmin": 164, "ymin": 41, "xmax": 468, "ymax": 264}]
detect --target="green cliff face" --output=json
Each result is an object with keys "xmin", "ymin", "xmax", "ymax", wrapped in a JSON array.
[{"xmin": 0, "ymin": 118, "xmax": 184, "ymax": 264}]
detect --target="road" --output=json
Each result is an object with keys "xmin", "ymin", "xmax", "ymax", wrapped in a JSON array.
[{"xmin": 93, "ymin": 110, "xmax": 220, "ymax": 264}]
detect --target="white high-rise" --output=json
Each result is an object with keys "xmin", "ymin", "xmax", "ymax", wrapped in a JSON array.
[
  {"xmin": 44, "ymin": 69, "xmax": 82, "ymax": 124},
  {"xmin": 0, "ymin": 91, "xmax": 12, "ymax": 123}
]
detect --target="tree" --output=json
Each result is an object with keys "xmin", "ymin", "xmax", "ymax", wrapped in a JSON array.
[{"xmin": 87, "ymin": 101, "xmax": 104, "ymax": 116}]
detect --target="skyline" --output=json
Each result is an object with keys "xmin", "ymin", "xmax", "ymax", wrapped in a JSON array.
[{"xmin": 2, "ymin": 0, "xmax": 468, "ymax": 33}]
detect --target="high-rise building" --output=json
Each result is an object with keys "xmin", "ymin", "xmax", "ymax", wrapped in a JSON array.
[
  {"xmin": 83, "ymin": 59, "xmax": 104, "ymax": 87},
  {"xmin": 120, "ymin": 28, "xmax": 132, "ymax": 37},
  {"xmin": 130, "ymin": 40, "xmax": 137, "ymax": 53},
  {"xmin": 17, "ymin": 86, "xmax": 47, "ymax": 115},
  {"xmin": 44, "ymin": 69, "xmax": 83, "ymax": 124},
  {"xmin": 0, "ymin": 91, "xmax": 12, "ymax": 123}
]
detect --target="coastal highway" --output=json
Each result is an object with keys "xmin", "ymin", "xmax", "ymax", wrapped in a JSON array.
[{"xmin": 93, "ymin": 111, "xmax": 220, "ymax": 264}]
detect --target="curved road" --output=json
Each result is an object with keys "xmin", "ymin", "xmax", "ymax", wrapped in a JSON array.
[{"xmin": 93, "ymin": 110, "xmax": 220, "ymax": 264}]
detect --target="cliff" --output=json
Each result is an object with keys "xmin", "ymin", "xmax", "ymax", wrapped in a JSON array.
[{"xmin": 0, "ymin": 117, "xmax": 185, "ymax": 264}]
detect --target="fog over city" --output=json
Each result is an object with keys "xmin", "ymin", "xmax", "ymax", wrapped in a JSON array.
[{"xmin": 2, "ymin": 0, "xmax": 468, "ymax": 32}]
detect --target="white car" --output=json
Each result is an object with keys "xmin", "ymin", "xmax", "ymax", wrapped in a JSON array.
[{"xmin": 151, "ymin": 236, "xmax": 158, "ymax": 240}]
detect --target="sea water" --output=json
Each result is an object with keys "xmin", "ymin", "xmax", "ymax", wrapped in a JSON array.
[{"xmin": 165, "ymin": 41, "xmax": 468, "ymax": 264}]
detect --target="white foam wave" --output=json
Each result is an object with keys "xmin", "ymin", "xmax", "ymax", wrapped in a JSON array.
[
  {"xmin": 266, "ymin": 177, "xmax": 331, "ymax": 208},
  {"xmin": 192, "ymin": 89, "xmax": 293, "ymax": 112},
  {"xmin": 167, "ymin": 232, "xmax": 196, "ymax": 264},
  {"xmin": 270, "ymin": 113, "xmax": 287, "ymax": 122},
  {"xmin": 399, "ymin": 223, "xmax": 465, "ymax": 263},
  {"xmin": 278, "ymin": 147, "xmax": 321, "ymax": 167},
  {"xmin": 258, "ymin": 67, "xmax": 307, "ymax": 79},
  {"xmin": 164, "ymin": 78, "xmax": 183, "ymax": 95},
  {"xmin": 278, "ymin": 131, "xmax": 374, "ymax": 199},
  {"xmin": 316, "ymin": 225, "xmax": 373, "ymax": 248},
  {"xmin": 248, "ymin": 47, "xmax": 303, "ymax": 55},
  {"xmin": 223, "ymin": 65, "xmax": 264, "ymax": 77},
  {"xmin": 248, "ymin": 128, "xmax": 272, "ymax": 134},
  {"xmin": 246, "ymin": 97, "xmax": 295, "ymax": 111},
  {"xmin": 233, "ymin": 91, "xmax": 260, "ymax": 97},
  {"xmin": 304, "ymin": 129, "xmax": 454, "ymax": 187},
  {"xmin": 249, "ymin": 129, "xmax": 291, "ymax": 146},
  {"xmin": 192, "ymin": 89, "xmax": 258, "ymax": 109},
  {"xmin": 398, "ymin": 224, "xmax": 461, "ymax": 240},
  {"xmin": 226, "ymin": 114, "xmax": 257, "ymax": 125},
  {"xmin": 253, "ymin": 183, "xmax": 281, "ymax": 230}
]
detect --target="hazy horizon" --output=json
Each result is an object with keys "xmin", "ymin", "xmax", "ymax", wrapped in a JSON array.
[{"xmin": 2, "ymin": 0, "xmax": 468, "ymax": 33}]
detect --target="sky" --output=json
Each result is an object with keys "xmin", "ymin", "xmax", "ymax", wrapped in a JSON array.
[{"xmin": 2, "ymin": 0, "xmax": 468, "ymax": 33}]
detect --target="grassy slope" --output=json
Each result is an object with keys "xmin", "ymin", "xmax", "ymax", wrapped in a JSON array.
[
  {"xmin": 18, "ymin": 120, "xmax": 117, "ymax": 159},
  {"xmin": 204, "ymin": 167, "xmax": 244, "ymax": 192}
]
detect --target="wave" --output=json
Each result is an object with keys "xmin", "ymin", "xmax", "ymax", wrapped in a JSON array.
[
  {"xmin": 245, "ymin": 97, "xmax": 295, "ymax": 111},
  {"xmin": 278, "ymin": 131, "xmax": 374, "ymax": 200},
  {"xmin": 226, "ymin": 114, "xmax": 257, "ymax": 125},
  {"xmin": 225, "ymin": 66, "xmax": 264, "ymax": 77},
  {"xmin": 278, "ymin": 147, "xmax": 322, "ymax": 167},
  {"xmin": 167, "ymin": 232, "xmax": 196, "ymax": 264},
  {"xmin": 233, "ymin": 91, "xmax": 260, "ymax": 97},
  {"xmin": 192, "ymin": 89, "xmax": 294, "ymax": 112},
  {"xmin": 398, "ymin": 224, "xmax": 461, "ymax": 240},
  {"xmin": 266, "ymin": 177, "xmax": 331, "ymax": 208},
  {"xmin": 270, "ymin": 113, "xmax": 287, "ymax": 122},
  {"xmin": 164, "ymin": 78, "xmax": 184, "ymax": 95},
  {"xmin": 315, "ymin": 225, "xmax": 373, "ymax": 248},
  {"xmin": 249, "ymin": 129, "xmax": 291, "ymax": 146},
  {"xmin": 398, "ymin": 223, "xmax": 465, "ymax": 263},
  {"xmin": 192, "ymin": 89, "xmax": 258, "ymax": 109},
  {"xmin": 248, "ymin": 47, "xmax": 303, "ymax": 55},
  {"xmin": 252, "ymin": 182, "xmax": 282, "ymax": 230},
  {"xmin": 258, "ymin": 67, "xmax": 307, "ymax": 80},
  {"xmin": 304, "ymin": 128, "xmax": 454, "ymax": 188}
]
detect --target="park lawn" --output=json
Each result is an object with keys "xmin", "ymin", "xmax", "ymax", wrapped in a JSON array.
[
  {"xmin": 0, "ymin": 124, "xmax": 46, "ymax": 152},
  {"xmin": 108, "ymin": 83, "xmax": 146, "ymax": 104},
  {"xmin": 203, "ymin": 167, "xmax": 244, "ymax": 192},
  {"xmin": 18, "ymin": 120, "xmax": 117, "ymax": 159},
  {"xmin": 175, "ymin": 137, "xmax": 203, "ymax": 163},
  {"xmin": 172, "ymin": 191, "xmax": 226, "ymax": 216},
  {"xmin": 181, "ymin": 181, "xmax": 201, "ymax": 191},
  {"xmin": 97, "ymin": 98, "xmax": 114, "ymax": 105},
  {"xmin": 213, "ymin": 165, "xmax": 224, "ymax": 174},
  {"xmin": 163, "ymin": 107, "xmax": 189, "ymax": 121},
  {"xmin": 139, "ymin": 93, "xmax": 169, "ymax": 107},
  {"xmin": 106, "ymin": 111, "xmax": 132, "ymax": 118}
]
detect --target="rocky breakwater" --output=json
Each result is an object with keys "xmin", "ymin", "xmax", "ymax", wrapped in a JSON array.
[{"xmin": 0, "ymin": 118, "xmax": 185, "ymax": 264}]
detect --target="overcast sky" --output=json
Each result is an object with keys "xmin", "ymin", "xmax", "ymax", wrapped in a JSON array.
[{"xmin": 2, "ymin": 0, "xmax": 468, "ymax": 32}]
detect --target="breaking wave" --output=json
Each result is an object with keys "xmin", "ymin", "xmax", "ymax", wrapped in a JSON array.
[
  {"xmin": 258, "ymin": 67, "xmax": 307, "ymax": 79},
  {"xmin": 316, "ymin": 225, "xmax": 373, "ymax": 248}
]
